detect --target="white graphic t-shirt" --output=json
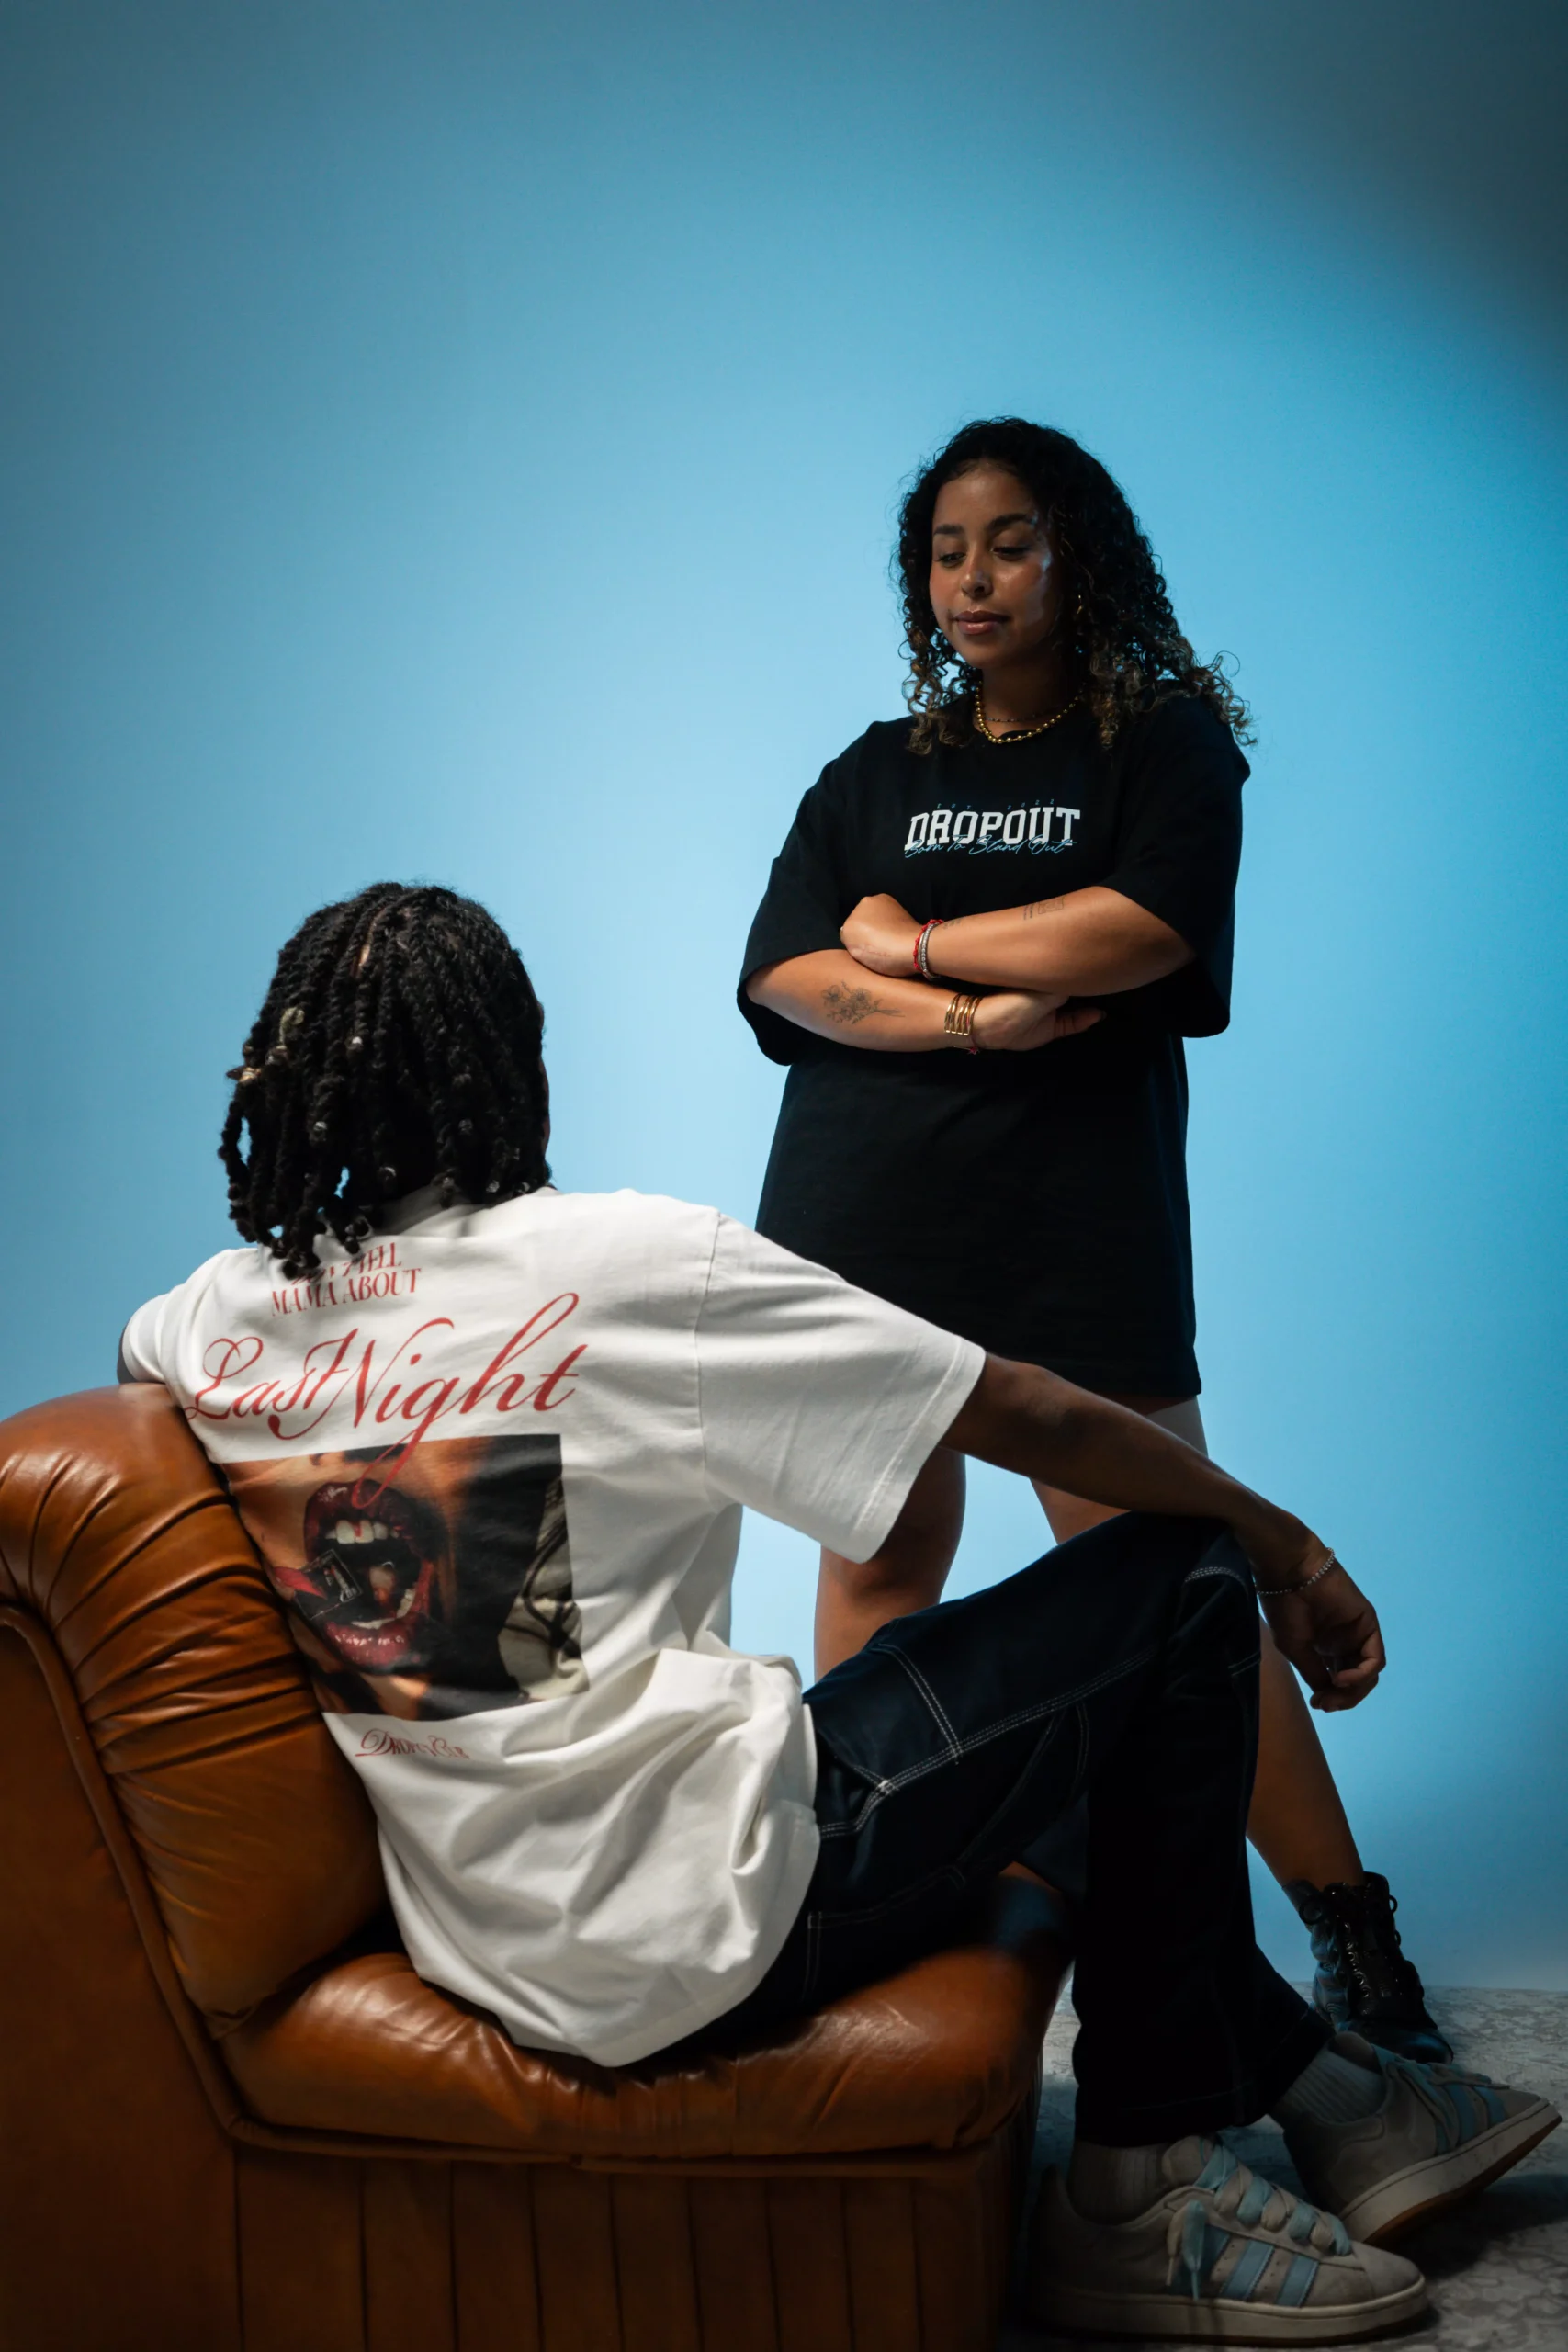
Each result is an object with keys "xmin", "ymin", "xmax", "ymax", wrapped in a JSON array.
[{"xmin": 121, "ymin": 1186, "xmax": 982, "ymax": 2065}]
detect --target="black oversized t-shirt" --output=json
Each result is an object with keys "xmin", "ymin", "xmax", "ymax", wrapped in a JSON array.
[{"xmin": 738, "ymin": 695, "xmax": 1247, "ymax": 1396}]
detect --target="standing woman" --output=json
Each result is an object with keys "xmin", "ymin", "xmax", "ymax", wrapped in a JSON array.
[{"xmin": 739, "ymin": 418, "xmax": 1446, "ymax": 2061}]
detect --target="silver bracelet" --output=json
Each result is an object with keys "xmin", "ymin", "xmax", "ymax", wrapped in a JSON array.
[
  {"xmin": 915, "ymin": 918, "xmax": 944, "ymax": 980},
  {"xmin": 1254, "ymin": 1551, "xmax": 1341, "ymax": 1600}
]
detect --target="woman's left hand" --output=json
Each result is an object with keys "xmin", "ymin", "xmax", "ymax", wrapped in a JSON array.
[{"xmin": 841, "ymin": 894, "xmax": 923, "ymax": 977}]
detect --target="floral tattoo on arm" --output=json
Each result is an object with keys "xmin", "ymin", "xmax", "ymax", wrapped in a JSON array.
[{"xmin": 821, "ymin": 982, "xmax": 894, "ymax": 1028}]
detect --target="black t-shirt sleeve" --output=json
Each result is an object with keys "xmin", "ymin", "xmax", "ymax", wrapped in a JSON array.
[
  {"xmin": 1100, "ymin": 695, "xmax": 1247, "ymax": 1038},
  {"xmin": 738, "ymin": 761, "xmax": 852, "ymax": 1066}
]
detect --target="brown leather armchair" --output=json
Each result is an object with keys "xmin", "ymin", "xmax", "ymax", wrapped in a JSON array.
[{"xmin": 0, "ymin": 1385, "xmax": 1065, "ymax": 2352}]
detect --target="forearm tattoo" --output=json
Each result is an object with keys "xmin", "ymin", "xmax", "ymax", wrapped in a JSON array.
[
  {"xmin": 821, "ymin": 982, "xmax": 894, "ymax": 1027},
  {"xmin": 1022, "ymin": 895, "xmax": 1068, "ymax": 922}
]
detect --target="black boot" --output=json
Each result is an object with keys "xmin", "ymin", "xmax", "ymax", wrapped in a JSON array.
[{"xmin": 1286, "ymin": 1872, "xmax": 1453, "ymax": 2064}]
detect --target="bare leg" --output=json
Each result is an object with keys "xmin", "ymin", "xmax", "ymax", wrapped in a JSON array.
[
  {"xmin": 814, "ymin": 1444, "xmax": 965, "ymax": 1677},
  {"xmin": 1035, "ymin": 1396, "xmax": 1363, "ymax": 1890},
  {"xmin": 1249, "ymin": 1624, "xmax": 1364, "ymax": 1885}
]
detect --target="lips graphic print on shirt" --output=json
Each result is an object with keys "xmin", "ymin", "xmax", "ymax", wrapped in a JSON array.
[{"xmin": 225, "ymin": 1431, "xmax": 586, "ymax": 1721}]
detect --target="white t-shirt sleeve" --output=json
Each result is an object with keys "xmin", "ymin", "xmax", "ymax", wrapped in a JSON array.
[
  {"xmin": 118, "ymin": 1258, "xmax": 214, "ymax": 1383},
  {"xmin": 118, "ymin": 1246, "xmax": 239, "ymax": 1383},
  {"xmin": 694, "ymin": 1215, "xmax": 984, "ymax": 1563},
  {"xmin": 118, "ymin": 1289, "xmax": 175, "ymax": 1382}
]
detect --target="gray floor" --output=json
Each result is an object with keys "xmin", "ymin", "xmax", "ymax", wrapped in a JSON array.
[{"xmin": 1002, "ymin": 1987, "xmax": 1568, "ymax": 2349}]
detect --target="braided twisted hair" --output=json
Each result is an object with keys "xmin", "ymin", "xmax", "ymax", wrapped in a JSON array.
[
  {"xmin": 220, "ymin": 883, "xmax": 550, "ymax": 1277},
  {"xmin": 896, "ymin": 418, "xmax": 1251, "ymax": 753}
]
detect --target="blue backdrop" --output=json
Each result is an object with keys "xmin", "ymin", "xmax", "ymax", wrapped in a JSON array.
[{"xmin": 4, "ymin": 1, "xmax": 1564, "ymax": 1986}]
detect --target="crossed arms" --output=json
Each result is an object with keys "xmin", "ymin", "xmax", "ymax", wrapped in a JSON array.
[{"xmin": 746, "ymin": 887, "xmax": 1191, "ymax": 1052}]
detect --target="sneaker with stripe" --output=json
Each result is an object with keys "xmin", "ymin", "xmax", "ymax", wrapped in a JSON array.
[
  {"xmin": 1284, "ymin": 2030, "xmax": 1561, "ymax": 2245},
  {"xmin": 1029, "ymin": 2137, "xmax": 1427, "ymax": 2343}
]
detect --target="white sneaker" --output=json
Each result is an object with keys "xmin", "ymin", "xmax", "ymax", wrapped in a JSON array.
[
  {"xmin": 1028, "ymin": 2136, "xmax": 1427, "ymax": 2343},
  {"xmin": 1285, "ymin": 2031, "xmax": 1561, "ymax": 2245}
]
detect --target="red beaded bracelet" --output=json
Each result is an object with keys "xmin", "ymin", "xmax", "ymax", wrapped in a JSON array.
[{"xmin": 913, "ymin": 918, "xmax": 945, "ymax": 980}]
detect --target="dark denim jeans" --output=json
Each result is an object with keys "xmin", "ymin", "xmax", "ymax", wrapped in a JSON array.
[{"xmin": 730, "ymin": 1511, "xmax": 1327, "ymax": 2145}]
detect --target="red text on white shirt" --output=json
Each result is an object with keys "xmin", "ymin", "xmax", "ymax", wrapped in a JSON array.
[{"xmin": 188, "ymin": 1294, "xmax": 585, "ymax": 1469}]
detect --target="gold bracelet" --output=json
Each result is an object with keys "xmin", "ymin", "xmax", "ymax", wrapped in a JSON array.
[{"xmin": 943, "ymin": 992, "xmax": 980, "ymax": 1053}]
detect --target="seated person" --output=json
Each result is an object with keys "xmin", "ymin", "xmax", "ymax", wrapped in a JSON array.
[{"xmin": 119, "ymin": 882, "xmax": 1556, "ymax": 2346}]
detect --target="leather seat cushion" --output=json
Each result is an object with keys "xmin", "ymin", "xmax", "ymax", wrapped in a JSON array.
[{"xmin": 222, "ymin": 1928, "xmax": 1064, "ymax": 2160}]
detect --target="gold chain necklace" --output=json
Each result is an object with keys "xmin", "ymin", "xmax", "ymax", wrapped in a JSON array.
[{"xmin": 974, "ymin": 687, "xmax": 1083, "ymax": 744}]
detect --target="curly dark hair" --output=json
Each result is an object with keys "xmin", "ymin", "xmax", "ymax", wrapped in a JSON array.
[
  {"xmin": 220, "ymin": 882, "xmax": 550, "ymax": 1277},
  {"xmin": 897, "ymin": 417, "xmax": 1250, "ymax": 752}
]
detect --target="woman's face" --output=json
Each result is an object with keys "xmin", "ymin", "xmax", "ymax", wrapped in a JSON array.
[{"xmin": 928, "ymin": 463, "xmax": 1061, "ymax": 673}]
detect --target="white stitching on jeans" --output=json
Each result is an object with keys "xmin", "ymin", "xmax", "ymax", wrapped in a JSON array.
[
  {"xmin": 814, "ymin": 1640, "xmax": 1164, "ymax": 1834},
  {"xmin": 885, "ymin": 1645, "xmax": 963, "ymax": 1754}
]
